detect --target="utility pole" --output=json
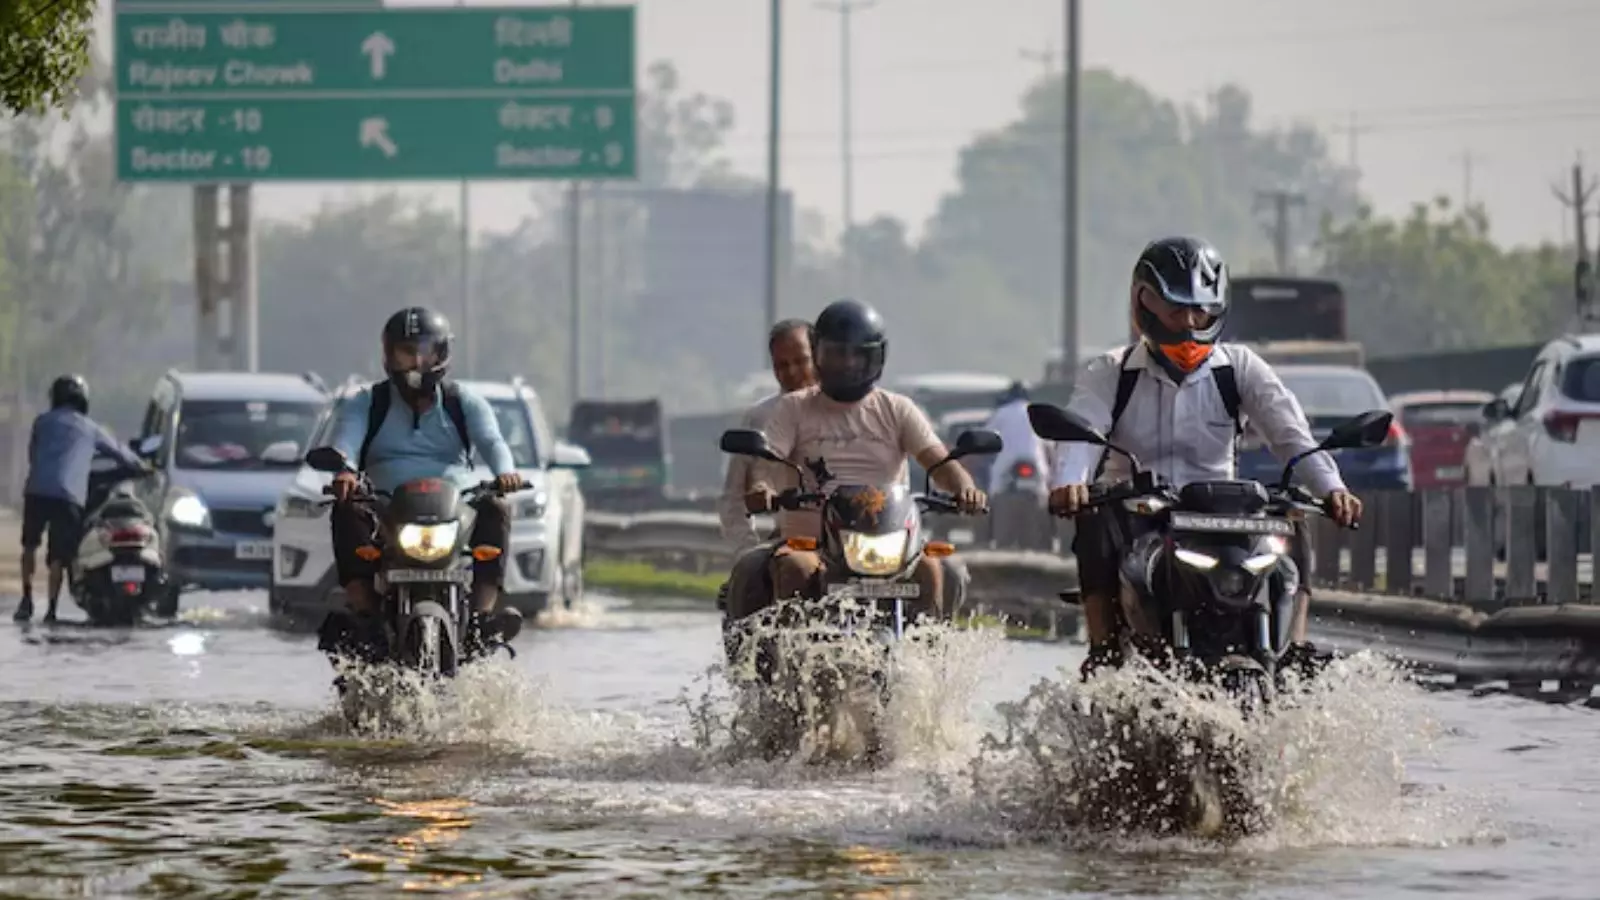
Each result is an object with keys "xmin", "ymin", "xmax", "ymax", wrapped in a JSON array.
[
  {"xmin": 1060, "ymin": 0, "xmax": 1080, "ymax": 378},
  {"xmin": 815, "ymin": 0, "xmax": 876, "ymax": 267},
  {"xmin": 1452, "ymin": 149, "xmax": 1481, "ymax": 208},
  {"xmin": 457, "ymin": 0, "xmax": 473, "ymax": 378},
  {"xmin": 764, "ymin": 0, "xmax": 783, "ymax": 341},
  {"xmin": 1254, "ymin": 188, "xmax": 1306, "ymax": 274},
  {"xmin": 1552, "ymin": 156, "xmax": 1599, "ymax": 323},
  {"xmin": 192, "ymin": 184, "xmax": 257, "ymax": 371},
  {"xmin": 1345, "ymin": 111, "xmax": 1363, "ymax": 170},
  {"xmin": 566, "ymin": 0, "xmax": 583, "ymax": 404}
]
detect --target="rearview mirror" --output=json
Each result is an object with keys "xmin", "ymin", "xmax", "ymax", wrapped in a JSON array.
[
  {"xmin": 259, "ymin": 440, "xmax": 300, "ymax": 465},
  {"xmin": 136, "ymin": 434, "xmax": 162, "ymax": 458},
  {"xmin": 1320, "ymin": 410, "xmax": 1394, "ymax": 452},
  {"xmin": 949, "ymin": 428, "xmax": 1003, "ymax": 460},
  {"xmin": 1027, "ymin": 403, "xmax": 1106, "ymax": 445},
  {"xmin": 719, "ymin": 428, "xmax": 781, "ymax": 462},
  {"xmin": 1482, "ymin": 398, "xmax": 1509, "ymax": 421},
  {"xmin": 304, "ymin": 446, "xmax": 351, "ymax": 473},
  {"xmin": 550, "ymin": 442, "xmax": 591, "ymax": 469}
]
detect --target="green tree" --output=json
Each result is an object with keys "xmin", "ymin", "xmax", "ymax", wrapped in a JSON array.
[
  {"xmin": 0, "ymin": 0, "xmax": 97, "ymax": 114},
  {"xmin": 1315, "ymin": 199, "xmax": 1574, "ymax": 356}
]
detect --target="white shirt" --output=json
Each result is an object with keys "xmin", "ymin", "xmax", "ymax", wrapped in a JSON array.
[
  {"xmin": 717, "ymin": 391, "xmax": 788, "ymax": 551},
  {"xmin": 1050, "ymin": 342, "xmax": 1347, "ymax": 495},
  {"xmin": 982, "ymin": 399, "xmax": 1050, "ymax": 495}
]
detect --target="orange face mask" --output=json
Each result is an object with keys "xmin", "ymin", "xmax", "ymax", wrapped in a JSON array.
[{"xmin": 1158, "ymin": 340, "xmax": 1213, "ymax": 372}]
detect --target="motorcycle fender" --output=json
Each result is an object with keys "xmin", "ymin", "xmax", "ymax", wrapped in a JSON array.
[
  {"xmin": 405, "ymin": 600, "xmax": 459, "ymax": 651},
  {"xmin": 1117, "ymin": 531, "xmax": 1165, "ymax": 627}
]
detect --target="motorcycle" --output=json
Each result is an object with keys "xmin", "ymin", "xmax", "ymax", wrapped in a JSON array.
[
  {"xmin": 69, "ymin": 460, "xmax": 166, "ymax": 626},
  {"xmin": 717, "ymin": 426, "xmax": 1002, "ymax": 762},
  {"xmin": 990, "ymin": 458, "xmax": 1054, "ymax": 551},
  {"xmin": 304, "ymin": 447, "xmax": 529, "ymax": 698},
  {"xmin": 1026, "ymin": 402, "xmax": 1390, "ymax": 836}
]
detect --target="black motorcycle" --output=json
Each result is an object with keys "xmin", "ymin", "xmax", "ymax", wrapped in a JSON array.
[
  {"xmin": 306, "ymin": 447, "xmax": 527, "ymax": 686},
  {"xmin": 1027, "ymin": 403, "xmax": 1389, "ymax": 836},
  {"xmin": 717, "ymin": 426, "xmax": 1002, "ymax": 762}
]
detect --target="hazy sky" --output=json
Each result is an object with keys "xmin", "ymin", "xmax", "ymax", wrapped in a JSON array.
[{"xmin": 157, "ymin": 0, "xmax": 1595, "ymax": 250}]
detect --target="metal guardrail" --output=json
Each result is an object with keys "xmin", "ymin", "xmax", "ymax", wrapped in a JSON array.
[{"xmin": 587, "ymin": 485, "xmax": 1600, "ymax": 610}]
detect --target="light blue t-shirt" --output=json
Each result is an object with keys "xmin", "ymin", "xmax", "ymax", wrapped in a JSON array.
[{"xmin": 331, "ymin": 382, "xmax": 515, "ymax": 493}]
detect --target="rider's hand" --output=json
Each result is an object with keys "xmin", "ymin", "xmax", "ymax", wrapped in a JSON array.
[
  {"xmin": 1325, "ymin": 489, "xmax": 1362, "ymax": 527},
  {"xmin": 494, "ymin": 472, "xmax": 526, "ymax": 494},
  {"xmin": 955, "ymin": 486, "xmax": 987, "ymax": 514},
  {"xmin": 1080, "ymin": 641, "xmax": 1122, "ymax": 679},
  {"xmin": 1048, "ymin": 484, "xmax": 1090, "ymax": 517},
  {"xmin": 744, "ymin": 484, "xmax": 776, "ymax": 515},
  {"xmin": 331, "ymin": 471, "xmax": 360, "ymax": 503}
]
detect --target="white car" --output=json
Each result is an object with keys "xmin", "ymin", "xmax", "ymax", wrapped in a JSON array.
[
  {"xmin": 267, "ymin": 377, "xmax": 591, "ymax": 625},
  {"xmin": 1464, "ymin": 381, "xmax": 1522, "ymax": 487},
  {"xmin": 1475, "ymin": 334, "xmax": 1600, "ymax": 487}
]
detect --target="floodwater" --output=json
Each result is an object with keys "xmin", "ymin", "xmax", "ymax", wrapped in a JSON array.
[{"xmin": 0, "ymin": 590, "xmax": 1596, "ymax": 899}]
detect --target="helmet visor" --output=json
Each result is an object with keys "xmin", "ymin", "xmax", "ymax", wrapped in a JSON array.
[
  {"xmin": 815, "ymin": 338, "xmax": 883, "ymax": 384},
  {"xmin": 1136, "ymin": 283, "xmax": 1223, "ymax": 331},
  {"xmin": 388, "ymin": 336, "xmax": 446, "ymax": 372}
]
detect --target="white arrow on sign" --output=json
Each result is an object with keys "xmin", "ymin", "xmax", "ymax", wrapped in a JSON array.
[
  {"xmin": 361, "ymin": 31, "xmax": 395, "ymax": 80},
  {"xmin": 359, "ymin": 117, "xmax": 398, "ymax": 158}
]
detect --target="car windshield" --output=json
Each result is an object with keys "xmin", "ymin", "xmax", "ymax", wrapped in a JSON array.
[
  {"xmin": 309, "ymin": 396, "xmax": 539, "ymax": 469},
  {"xmin": 1561, "ymin": 355, "xmax": 1600, "ymax": 403},
  {"xmin": 175, "ymin": 400, "xmax": 324, "ymax": 470},
  {"xmin": 1400, "ymin": 402, "xmax": 1488, "ymax": 427},
  {"xmin": 1278, "ymin": 371, "xmax": 1386, "ymax": 416}
]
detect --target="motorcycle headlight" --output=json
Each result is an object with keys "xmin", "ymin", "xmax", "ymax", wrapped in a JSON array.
[
  {"xmin": 280, "ymin": 494, "xmax": 321, "ymax": 519},
  {"xmin": 1174, "ymin": 548, "xmax": 1219, "ymax": 571},
  {"xmin": 514, "ymin": 490, "xmax": 549, "ymax": 520},
  {"xmin": 1242, "ymin": 552, "xmax": 1280, "ymax": 574},
  {"xmin": 841, "ymin": 529, "xmax": 909, "ymax": 576},
  {"xmin": 396, "ymin": 521, "xmax": 460, "ymax": 562},
  {"xmin": 168, "ymin": 494, "xmax": 209, "ymax": 528}
]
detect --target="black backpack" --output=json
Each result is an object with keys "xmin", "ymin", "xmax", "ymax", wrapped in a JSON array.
[
  {"xmin": 357, "ymin": 380, "xmax": 473, "ymax": 472},
  {"xmin": 1092, "ymin": 344, "xmax": 1243, "ymax": 480}
]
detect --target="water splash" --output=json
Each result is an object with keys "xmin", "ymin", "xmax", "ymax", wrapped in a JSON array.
[{"xmin": 947, "ymin": 649, "xmax": 1497, "ymax": 850}]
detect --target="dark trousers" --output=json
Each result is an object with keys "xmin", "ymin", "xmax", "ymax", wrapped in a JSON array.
[
  {"xmin": 329, "ymin": 495, "xmax": 511, "ymax": 590},
  {"xmin": 22, "ymin": 494, "xmax": 84, "ymax": 567}
]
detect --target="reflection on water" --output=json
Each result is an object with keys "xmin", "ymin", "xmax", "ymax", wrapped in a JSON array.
[{"xmin": 0, "ymin": 590, "xmax": 1592, "ymax": 897}]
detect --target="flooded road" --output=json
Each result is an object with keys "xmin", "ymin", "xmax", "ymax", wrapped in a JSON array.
[{"xmin": 0, "ymin": 591, "xmax": 1597, "ymax": 898}]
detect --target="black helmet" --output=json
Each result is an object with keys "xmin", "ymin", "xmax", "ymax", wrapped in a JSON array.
[
  {"xmin": 1130, "ymin": 236, "xmax": 1229, "ymax": 379},
  {"xmin": 997, "ymin": 379, "xmax": 1029, "ymax": 405},
  {"xmin": 382, "ymin": 306, "xmax": 452, "ymax": 401},
  {"xmin": 813, "ymin": 298, "xmax": 887, "ymax": 403},
  {"xmin": 49, "ymin": 374, "xmax": 89, "ymax": 414}
]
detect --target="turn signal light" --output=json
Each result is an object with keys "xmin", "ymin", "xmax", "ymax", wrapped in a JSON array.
[
  {"xmin": 354, "ymin": 545, "xmax": 382, "ymax": 561},
  {"xmin": 471, "ymin": 546, "xmax": 503, "ymax": 561},
  {"xmin": 924, "ymin": 541, "xmax": 956, "ymax": 557},
  {"xmin": 785, "ymin": 537, "xmax": 818, "ymax": 551}
]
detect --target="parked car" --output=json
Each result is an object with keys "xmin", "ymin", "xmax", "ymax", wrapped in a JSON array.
[
  {"xmin": 1472, "ymin": 334, "xmax": 1600, "ymax": 487},
  {"xmin": 1389, "ymin": 390, "xmax": 1496, "ymax": 489},
  {"xmin": 269, "ymin": 377, "xmax": 590, "ymax": 626},
  {"xmin": 1237, "ymin": 365, "xmax": 1412, "ymax": 490},
  {"xmin": 1465, "ymin": 382, "xmax": 1524, "ymax": 486},
  {"xmin": 130, "ymin": 370, "xmax": 329, "ymax": 614}
]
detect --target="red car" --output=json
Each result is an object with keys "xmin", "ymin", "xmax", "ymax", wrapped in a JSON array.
[{"xmin": 1389, "ymin": 390, "xmax": 1497, "ymax": 489}]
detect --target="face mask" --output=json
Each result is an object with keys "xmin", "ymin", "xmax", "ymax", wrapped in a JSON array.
[
  {"xmin": 403, "ymin": 370, "xmax": 423, "ymax": 389},
  {"xmin": 1158, "ymin": 340, "xmax": 1213, "ymax": 373}
]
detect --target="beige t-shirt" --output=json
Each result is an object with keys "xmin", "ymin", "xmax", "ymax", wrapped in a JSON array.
[{"xmin": 759, "ymin": 386, "xmax": 944, "ymax": 538}]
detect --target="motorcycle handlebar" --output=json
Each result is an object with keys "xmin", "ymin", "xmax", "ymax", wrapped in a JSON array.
[
  {"xmin": 319, "ymin": 477, "xmax": 529, "ymax": 506},
  {"xmin": 915, "ymin": 492, "xmax": 987, "ymax": 516},
  {"xmin": 1057, "ymin": 481, "xmax": 1359, "ymax": 530}
]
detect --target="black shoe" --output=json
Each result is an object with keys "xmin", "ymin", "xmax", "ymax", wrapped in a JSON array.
[
  {"xmin": 12, "ymin": 597, "xmax": 32, "ymax": 623},
  {"xmin": 41, "ymin": 609, "xmax": 57, "ymax": 625}
]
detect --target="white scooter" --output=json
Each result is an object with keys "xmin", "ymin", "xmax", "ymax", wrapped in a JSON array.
[{"xmin": 69, "ymin": 459, "xmax": 167, "ymax": 626}]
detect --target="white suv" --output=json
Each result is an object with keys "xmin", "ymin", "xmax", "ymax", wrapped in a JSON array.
[
  {"xmin": 1478, "ymin": 334, "xmax": 1600, "ymax": 487},
  {"xmin": 268, "ymin": 377, "xmax": 590, "ymax": 625}
]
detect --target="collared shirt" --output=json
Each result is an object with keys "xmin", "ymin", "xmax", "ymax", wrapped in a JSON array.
[
  {"xmin": 982, "ymin": 399, "xmax": 1051, "ymax": 495},
  {"xmin": 1050, "ymin": 342, "xmax": 1346, "ymax": 495},
  {"xmin": 25, "ymin": 408, "xmax": 145, "ymax": 506},
  {"xmin": 717, "ymin": 391, "xmax": 795, "ymax": 551},
  {"xmin": 331, "ymin": 382, "xmax": 515, "ymax": 494}
]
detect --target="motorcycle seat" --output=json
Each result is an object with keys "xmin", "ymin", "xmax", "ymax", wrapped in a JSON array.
[{"xmin": 97, "ymin": 498, "xmax": 151, "ymax": 521}]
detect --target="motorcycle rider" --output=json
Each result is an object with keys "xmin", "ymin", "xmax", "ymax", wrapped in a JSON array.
[
  {"xmin": 320, "ymin": 307, "xmax": 525, "ymax": 657},
  {"xmin": 730, "ymin": 298, "xmax": 987, "ymax": 624},
  {"xmin": 717, "ymin": 319, "xmax": 818, "ymax": 613},
  {"xmin": 1049, "ymin": 237, "xmax": 1363, "ymax": 677},
  {"xmin": 983, "ymin": 381, "xmax": 1050, "ymax": 497},
  {"xmin": 15, "ymin": 375, "xmax": 150, "ymax": 623}
]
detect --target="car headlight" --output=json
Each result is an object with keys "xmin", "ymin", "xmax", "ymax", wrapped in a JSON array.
[
  {"xmin": 280, "ymin": 494, "xmax": 322, "ymax": 519},
  {"xmin": 168, "ymin": 494, "xmax": 209, "ymax": 528},
  {"xmin": 396, "ymin": 521, "xmax": 460, "ymax": 562},
  {"xmin": 841, "ymin": 529, "xmax": 908, "ymax": 576},
  {"xmin": 514, "ymin": 490, "xmax": 549, "ymax": 520}
]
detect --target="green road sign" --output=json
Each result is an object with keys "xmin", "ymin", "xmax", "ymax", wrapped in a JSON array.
[
  {"xmin": 118, "ymin": 95, "xmax": 634, "ymax": 181},
  {"xmin": 112, "ymin": 4, "xmax": 636, "ymax": 182}
]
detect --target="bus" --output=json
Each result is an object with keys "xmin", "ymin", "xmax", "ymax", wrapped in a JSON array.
[{"xmin": 1227, "ymin": 275, "xmax": 1363, "ymax": 367}]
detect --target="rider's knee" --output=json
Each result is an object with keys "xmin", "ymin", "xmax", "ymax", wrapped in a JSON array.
[
  {"xmin": 770, "ymin": 548, "xmax": 822, "ymax": 599},
  {"xmin": 470, "ymin": 495, "xmax": 511, "ymax": 541}
]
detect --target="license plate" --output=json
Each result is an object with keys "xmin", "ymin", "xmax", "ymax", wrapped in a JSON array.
[
  {"xmin": 1434, "ymin": 465, "xmax": 1465, "ymax": 480},
  {"xmin": 235, "ymin": 541, "xmax": 273, "ymax": 560},
  {"xmin": 110, "ymin": 565, "xmax": 145, "ymax": 583},
  {"xmin": 1168, "ymin": 512, "xmax": 1294, "ymax": 536},
  {"xmin": 829, "ymin": 581, "xmax": 920, "ymax": 599},
  {"xmin": 384, "ymin": 568, "xmax": 470, "ymax": 584},
  {"xmin": 946, "ymin": 528, "xmax": 975, "ymax": 544}
]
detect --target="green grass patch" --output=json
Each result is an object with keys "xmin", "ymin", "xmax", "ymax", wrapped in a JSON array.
[
  {"xmin": 956, "ymin": 613, "xmax": 1058, "ymax": 642},
  {"xmin": 583, "ymin": 559, "xmax": 723, "ymax": 599}
]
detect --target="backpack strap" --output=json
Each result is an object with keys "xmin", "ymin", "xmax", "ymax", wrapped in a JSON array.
[
  {"xmin": 1210, "ymin": 348, "xmax": 1245, "ymax": 470},
  {"xmin": 358, "ymin": 380, "xmax": 474, "ymax": 471},
  {"xmin": 357, "ymin": 381, "xmax": 392, "ymax": 472},
  {"xmin": 1092, "ymin": 344, "xmax": 1142, "ymax": 481}
]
